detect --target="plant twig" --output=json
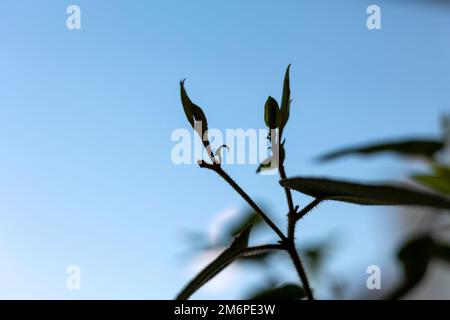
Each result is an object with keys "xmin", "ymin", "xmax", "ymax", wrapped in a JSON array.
[
  {"xmin": 286, "ymin": 240, "xmax": 314, "ymax": 300},
  {"xmin": 278, "ymin": 161, "xmax": 312, "ymax": 299},
  {"xmin": 199, "ymin": 161, "xmax": 287, "ymax": 242},
  {"xmin": 296, "ymin": 198, "xmax": 323, "ymax": 221},
  {"xmin": 199, "ymin": 156, "xmax": 314, "ymax": 299},
  {"xmin": 279, "ymin": 164, "xmax": 297, "ymax": 239},
  {"xmin": 277, "ymin": 139, "xmax": 315, "ymax": 300}
]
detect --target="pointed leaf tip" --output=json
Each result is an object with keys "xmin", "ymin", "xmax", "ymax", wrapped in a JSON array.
[
  {"xmin": 179, "ymin": 80, "xmax": 209, "ymax": 137},
  {"xmin": 176, "ymin": 225, "xmax": 253, "ymax": 300},
  {"xmin": 280, "ymin": 65, "xmax": 291, "ymax": 130}
]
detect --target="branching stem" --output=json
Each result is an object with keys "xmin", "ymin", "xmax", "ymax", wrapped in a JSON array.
[
  {"xmin": 286, "ymin": 239, "xmax": 314, "ymax": 300},
  {"xmin": 199, "ymin": 161, "xmax": 287, "ymax": 242},
  {"xmin": 198, "ymin": 129, "xmax": 316, "ymax": 300},
  {"xmin": 296, "ymin": 198, "xmax": 323, "ymax": 221},
  {"xmin": 277, "ymin": 127, "xmax": 315, "ymax": 300}
]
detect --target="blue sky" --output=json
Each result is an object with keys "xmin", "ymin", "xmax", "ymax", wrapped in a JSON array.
[{"xmin": 0, "ymin": 0, "xmax": 449, "ymax": 299}]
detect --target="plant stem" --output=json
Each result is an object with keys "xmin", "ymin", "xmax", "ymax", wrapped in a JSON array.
[
  {"xmin": 280, "ymin": 182, "xmax": 315, "ymax": 299},
  {"xmin": 286, "ymin": 240, "xmax": 314, "ymax": 300},
  {"xmin": 200, "ymin": 145, "xmax": 314, "ymax": 299},
  {"xmin": 277, "ymin": 141, "xmax": 314, "ymax": 300},
  {"xmin": 296, "ymin": 198, "xmax": 323, "ymax": 221},
  {"xmin": 279, "ymin": 164, "xmax": 296, "ymax": 239},
  {"xmin": 199, "ymin": 162, "xmax": 287, "ymax": 242}
]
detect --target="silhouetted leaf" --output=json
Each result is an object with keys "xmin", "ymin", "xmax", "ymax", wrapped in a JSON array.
[
  {"xmin": 256, "ymin": 139, "xmax": 284, "ymax": 174},
  {"xmin": 413, "ymin": 176, "xmax": 450, "ymax": 196},
  {"xmin": 281, "ymin": 177, "xmax": 450, "ymax": 209},
  {"xmin": 386, "ymin": 236, "xmax": 434, "ymax": 299},
  {"xmin": 180, "ymin": 80, "xmax": 208, "ymax": 137},
  {"xmin": 399, "ymin": 236, "xmax": 433, "ymax": 283},
  {"xmin": 387, "ymin": 236, "xmax": 450, "ymax": 299},
  {"xmin": 239, "ymin": 250, "xmax": 273, "ymax": 262},
  {"xmin": 250, "ymin": 283, "xmax": 305, "ymax": 300},
  {"xmin": 432, "ymin": 241, "xmax": 450, "ymax": 262},
  {"xmin": 228, "ymin": 210, "xmax": 262, "ymax": 239},
  {"xmin": 317, "ymin": 139, "xmax": 444, "ymax": 162},
  {"xmin": 238, "ymin": 244, "xmax": 281, "ymax": 263},
  {"xmin": 264, "ymin": 96, "xmax": 280, "ymax": 129},
  {"xmin": 413, "ymin": 165, "xmax": 450, "ymax": 196},
  {"xmin": 279, "ymin": 65, "xmax": 291, "ymax": 130},
  {"xmin": 279, "ymin": 140, "xmax": 286, "ymax": 165},
  {"xmin": 227, "ymin": 211, "xmax": 273, "ymax": 262},
  {"xmin": 256, "ymin": 156, "xmax": 276, "ymax": 174},
  {"xmin": 436, "ymin": 165, "xmax": 450, "ymax": 178},
  {"xmin": 300, "ymin": 242, "xmax": 331, "ymax": 273},
  {"xmin": 176, "ymin": 225, "xmax": 252, "ymax": 300}
]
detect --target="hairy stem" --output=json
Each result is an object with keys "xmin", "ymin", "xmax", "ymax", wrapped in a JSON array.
[
  {"xmin": 199, "ymin": 162, "xmax": 287, "ymax": 241},
  {"xmin": 280, "ymin": 172, "xmax": 315, "ymax": 299},
  {"xmin": 286, "ymin": 240, "xmax": 314, "ymax": 300},
  {"xmin": 296, "ymin": 198, "xmax": 323, "ymax": 221},
  {"xmin": 277, "ymin": 137, "xmax": 314, "ymax": 300},
  {"xmin": 200, "ymin": 140, "xmax": 314, "ymax": 299},
  {"xmin": 279, "ymin": 164, "xmax": 296, "ymax": 239}
]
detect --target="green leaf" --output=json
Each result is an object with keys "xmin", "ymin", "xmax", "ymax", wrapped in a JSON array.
[
  {"xmin": 180, "ymin": 80, "xmax": 194, "ymax": 126},
  {"xmin": 386, "ymin": 236, "xmax": 434, "ymax": 299},
  {"xmin": 432, "ymin": 241, "xmax": 450, "ymax": 262},
  {"xmin": 280, "ymin": 176, "xmax": 450, "ymax": 209},
  {"xmin": 413, "ymin": 165, "xmax": 450, "ymax": 196},
  {"xmin": 300, "ymin": 242, "xmax": 331, "ymax": 273},
  {"xmin": 388, "ymin": 236, "xmax": 450, "ymax": 299},
  {"xmin": 279, "ymin": 65, "xmax": 291, "ymax": 130},
  {"xmin": 317, "ymin": 139, "xmax": 444, "ymax": 162},
  {"xmin": 228, "ymin": 210, "xmax": 262, "ymax": 239},
  {"xmin": 413, "ymin": 175, "xmax": 450, "ymax": 196},
  {"xmin": 256, "ymin": 140, "xmax": 284, "ymax": 174},
  {"xmin": 239, "ymin": 244, "xmax": 281, "ymax": 263},
  {"xmin": 399, "ymin": 236, "xmax": 433, "ymax": 284},
  {"xmin": 264, "ymin": 96, "xmax": 280, "ymax": 129},
  {"xmin": 256, "ymin": 156, "xmax": 275, "ymax": 174},
  {"xmin": 250, "ymin": 283, "xmax": 305, "ymax": 300},
  {"xmin": 228, "ymin": 212, "xmax": 271, "ymax": 262},
  {"xmin": 239, "ymin": 250, "xmax": 273, "ymax": 262},
  {"xmin": 434, "ymin": 165, "xmax": 450, "ymax": 179},
  {"xmin": 180, "ymin": 80, "xmax": 208, "ymax": 137},
  {"xmin": 176, "ymin": 225, "xmax": 252, "ymax": 300},
  {"xmin": 279, "ymin": 139, "xmax": 286, "ymax": 166}
]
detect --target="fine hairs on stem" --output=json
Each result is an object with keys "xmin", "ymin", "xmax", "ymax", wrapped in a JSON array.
[{"xmin": 179, "ymin": 65, "xmax": 318, "ymax": 300}]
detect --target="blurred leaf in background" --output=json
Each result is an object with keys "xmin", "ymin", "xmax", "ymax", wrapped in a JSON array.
[
  {"xmin": 317, "ymin": 139, "xmax": 444, "ymax": 162},
  {"xmin": 249, "ymin": 283, "xmax": 305, "ymax": 300},
  {"xmin": 177, "ymin": 225, "xmax": 253, "ymax": 300},
  {"xmin": 413, "ymin": 165, "xmax": 450, "ymax": 196}
]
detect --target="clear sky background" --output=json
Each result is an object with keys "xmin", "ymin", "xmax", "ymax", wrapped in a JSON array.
[{"xmin": 0, "ymin": 0, "xmax": 449, "ymax": 299}]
